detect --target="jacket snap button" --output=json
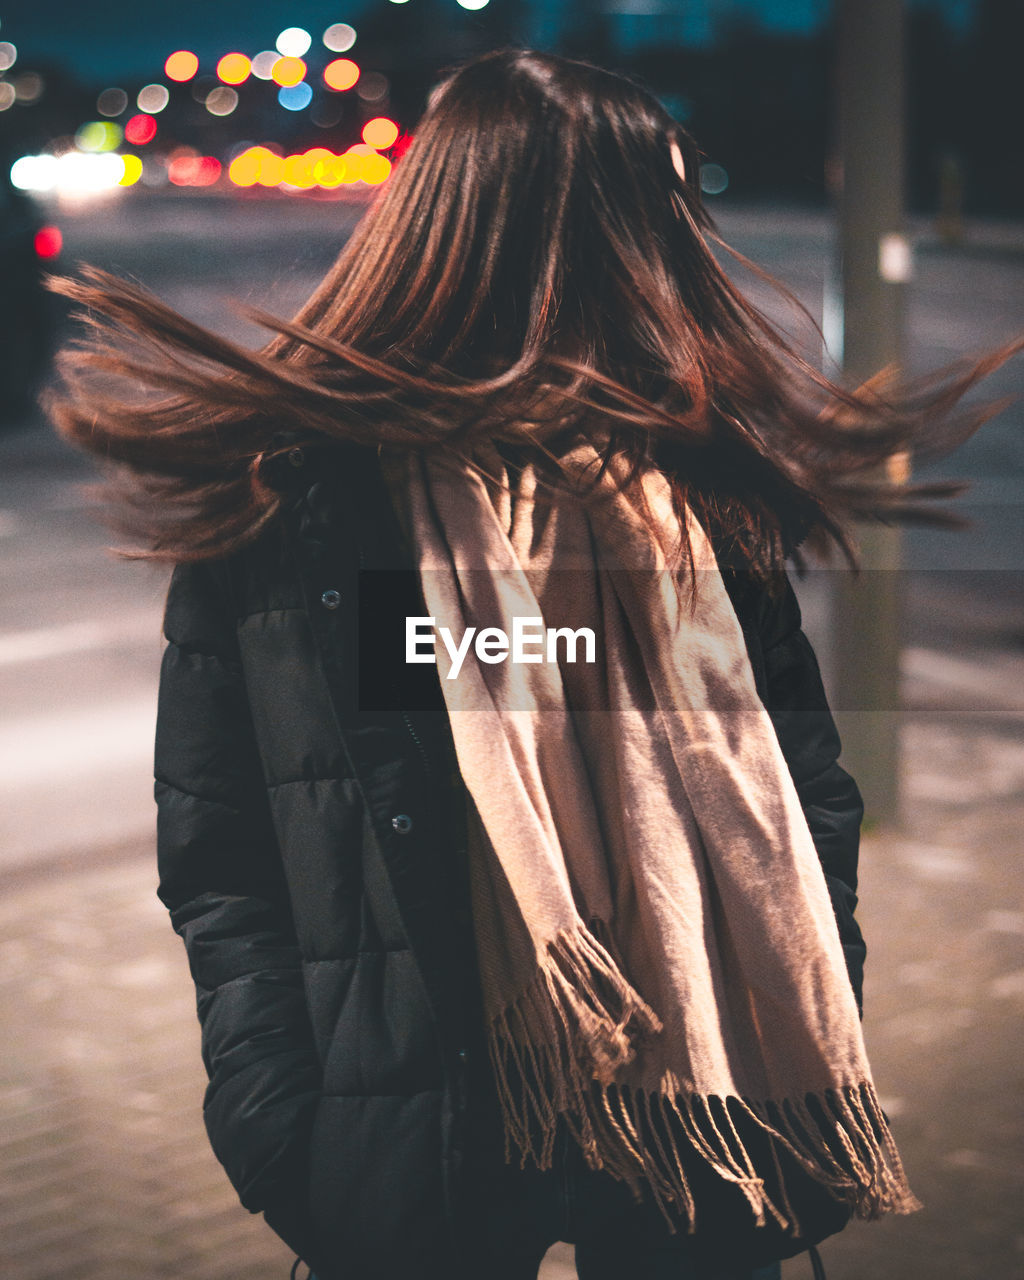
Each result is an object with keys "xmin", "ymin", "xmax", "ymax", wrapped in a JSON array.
[
  {"xmin": 391, "ymin": 813, "xmax": 414, "ymax": 835},
  {"xmin": 288, "ymin": 447, "xmax": 305, "ymax": 468},
  {"xmin": 321, "ymin": 589, "xmax": 341, "ymax": 610},
  {"xmin": 456, "ymin": 1048, "xmax": 468, "ymax": 1062}
]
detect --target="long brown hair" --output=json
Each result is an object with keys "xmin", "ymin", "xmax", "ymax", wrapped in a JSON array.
[{"xmin": 48, "ymin": 47, "xmax": 1019, "ymax": 583}]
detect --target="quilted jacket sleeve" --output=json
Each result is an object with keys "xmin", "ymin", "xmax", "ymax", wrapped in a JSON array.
[
  {"xmin": 155, "ymin": 557, "xmax": 326, "ymax": 1269},
  {"xmin": 756, "ymin": 572, "xmax": 868, "ymax": 1014}
]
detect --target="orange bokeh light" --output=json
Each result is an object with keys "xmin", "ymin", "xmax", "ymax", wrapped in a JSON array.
[
  {"xmin": 227, "ymin": 144, "xmax": 393, "ymax": 192},
  {"xmin": 361, "ymin": 117, "xmax": 399, "ymax": 150},
  {"xmin": 360, "ymin": 153, "xmax": 392, "ymax": 185},
  {"xmin": 323, "ymin": 59, "xmax": 360, "ymax": 92},
  {"xmin": 228, "ymin": 150, "xmax": 260, "ymax": 187},
  {"xmin": 165, "ymin": 50, "xmax": 199, "ymax": 82},
  {"xmin": 228, "ymin": 146, "xmax": 286, "ymax": 188},
  {"xmin": 216, "ymin": 53, "xmax": 251, "ymax": 85},
  {"xmin": 272, "ymin": 56, "xmax": 307, "ymax": 87}
]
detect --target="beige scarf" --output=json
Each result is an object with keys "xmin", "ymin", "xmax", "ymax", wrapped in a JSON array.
[{"xmin": 380, "ymin": 437, "xmax": 920, "ymax": 1236}]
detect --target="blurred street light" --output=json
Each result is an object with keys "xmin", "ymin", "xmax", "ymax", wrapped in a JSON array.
[
  {"xmin": 164, "ymin": 51, "xmax": 198, "ymax": 82},
  {"xmin": 216, "ymin": 54, "xmax": 251, "ymax": 85},
  {"xmin": 324, "ymin": 59, "xmax": 360, "ymax": 91},
  {"xmin": 324, "ymin": 24, "xmax": 357, "ymax": 53},
  {"xmin": 97, "ymin": 88, "xmax": 128, "ymax": 117},
  {"xmin": 205, "ymin": 87, "xmax": 239, "ymax": 116},
  {"xmin": 137, "ymin": 84, "xmax": 169, "ymax": 113},
  {"xmin": 272, "ymin": 56, "xmax": 307, "ymax": 87},
  {"xmin": 278, "ymin": 83, "xmax": 313, "ymax": 111},
  {"xmin": 251, "ymin": 51, "xmax": 278, "ymax": 80},
  {"xmin": 276, "ymin": 28, "xmax": 312, "ymax": 57},
  {"xmin": 124, "ymin": 114, "xmax": 157, "ymax": 145}
]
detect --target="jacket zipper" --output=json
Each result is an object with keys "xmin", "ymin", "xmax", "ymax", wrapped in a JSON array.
[{"xmin": 400, "ymin": 702, "xmax": 433, "ymax": 779}]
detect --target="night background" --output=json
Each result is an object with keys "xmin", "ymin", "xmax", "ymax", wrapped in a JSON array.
[
  {"xmin": 0, "ymin": 0, "xmax": 1020, "ymax": 210},
  {"xmin": 0, "ymin": 3, "xmax": 1022, "ymax": 1280}
]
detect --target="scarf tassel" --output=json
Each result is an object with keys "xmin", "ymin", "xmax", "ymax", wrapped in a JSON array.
[{"xmin": 486, "ymin": 922, "xmax": 923, "ymax": 1238}]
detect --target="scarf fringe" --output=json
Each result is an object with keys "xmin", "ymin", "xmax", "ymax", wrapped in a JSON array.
[{"xmin": 486, "ymin": 924, "xmax": 922, "ymax": 1238}]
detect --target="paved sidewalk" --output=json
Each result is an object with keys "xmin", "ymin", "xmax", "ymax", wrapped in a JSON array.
[{"xmin": 2, "ymin": 689, "xmax": 1022, "ymax": 1280}]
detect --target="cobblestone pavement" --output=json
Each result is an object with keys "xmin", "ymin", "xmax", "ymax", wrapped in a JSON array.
[{"xmin": 2, "ymin": 707, "xmax": 1022, "ymax": 1280}]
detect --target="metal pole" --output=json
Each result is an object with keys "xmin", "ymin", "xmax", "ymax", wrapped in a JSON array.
[{"xmin": 831, "ymin": 0, "xmax": 910, "ymax": 828}]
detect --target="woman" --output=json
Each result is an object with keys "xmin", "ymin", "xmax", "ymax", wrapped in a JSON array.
[{"xmin": 50, "ymin": 48, "xmax": 1017, "ymax": 1280}]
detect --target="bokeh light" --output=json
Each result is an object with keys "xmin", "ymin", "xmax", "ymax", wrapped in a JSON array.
[
  {"xmin": 137, "ymin": 84, "xmax": 170, "ymax": 114},
  {"xmin": 456, "ymin": 0, "xmax": 489, "ymax": 8},
  {"xmin": 0, "ymin": 42, "xmax": 17, "ymax": 72},
  {"xmin": 699, "ymin": 163, "xmax": 729, "ymax": 195},
  {"xmin": 206, "ymin": 87, "xmax": 239, "ymax": 116},
  {"xmin": 190, "ymin": 76, "xmax": 216, "ymax": 104},
  {"xmin": 250, "ymin": 51, "xmax": 278, "ymax": 80},
  {"xmin": 75, "ymin": 121, "xmax": 123, "ymax": 153},
  {"xmin": 164, "ymin": 50, "xmax": 198, "ymax": 82},
  {"xmin": 168, "ymin": 154, "xmax": 222, "ymax": 187},
  {"xmin": 356, "ymin": 72, "xmax": 389, "ymax": 103},
  {"xmin": 323, "ymin": 23, "xmax": 356, "ymax": 53},
  {"xmin": 228, "ymin": 148, "xmax": 262, "ymax": 187},
  {"xmin": 360, "ymin": 152, "xmax": 392, "ymax": 184},
  {"xmin": 13, "ymin": 151, "xmax": 127, "ymax": 195},
  {"xmin": 34, "ymin": 226, "xmax": 63, "ymax": 259},
  {"xmin": 124, "ymin": 114, "xmax": 157, "ymax": 146},
  {"xmin": 227, "ymin": 144, "xmax": 393, "ymax": 191},
  {"xmin": 258, "ymin": 151, "xmax": 285, "ymax": 187},
  {"xmin": 0, "ymin": 83, "xmax": 15, "ymax": 111},
  {"xmin": 362, "ymin": 117, "xmax": 399, "ymax": 150},
  {"xmin": 324, "ymin": 59, "xmax": 359, "ymax": 92},
  {"xmin": 276, "ymin": 27, "xmax": 312, "ymax": 57},
  {"xmin": 118, "ymin": 155, "xmax": 143, "ymax": 187},
  {"xmin": 14, "ymin": 73, "xmax": 44, "ymax": 104},
  {"xmin": 216, "ymin": 53, "xmax": 251, "ymax": 85},
  {"xmin": 228, "ymin": 145, "xmax": 284, "ymax": 188},
  {"xmin": 283, "ymin": 153, "xmax": 315, "ymax": 188},
  {"xmin": 311, "ymin": 100, "xmax": 342, "ymax": 129},
  {"xmin": 11, "ymin": 155, "xmax": 56, "ymax": 190},
  {"xmin": 97, "ymin": 88, "xmax": 128, "ymax": 117},
  {"xmin": 278, "ymin": 83, "xmax": 313, "ymax": 111},
  {"xmin": 272, "ymin": 57, "xmax": 307, "ymax": 87}
]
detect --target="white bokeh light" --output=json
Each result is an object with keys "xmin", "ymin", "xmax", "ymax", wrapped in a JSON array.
[
  {"xmin": 323, "ymin": 23, "xmax": 357, "ymax": 52},
  {"xmin": 276, "ymin": 27, "xmax": 312, "ymax": 57},
  {"xmin": 251, "ymin": 51, "xmax": 278, "ymax": 80},
  {"xmin": 137, "ymin": 84, "xmax": 170, "ymax": 113}
]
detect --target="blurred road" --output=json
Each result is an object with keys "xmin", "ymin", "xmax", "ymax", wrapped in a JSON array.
[{"xmin": 0, "ymin": 191, "xmax": 1022, "ymax": 1280}]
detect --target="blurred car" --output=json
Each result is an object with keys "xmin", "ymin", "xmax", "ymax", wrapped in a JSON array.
[{"xmin": 0, "ymin": 163, "xmax": 60, "ymax": 425}]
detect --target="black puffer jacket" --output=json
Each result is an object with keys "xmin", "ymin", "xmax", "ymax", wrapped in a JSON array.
[{"xmin": 154, "ymin": 439, "xmax": 866, "ymax": 1280}]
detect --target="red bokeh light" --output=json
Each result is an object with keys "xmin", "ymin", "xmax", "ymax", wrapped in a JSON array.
[
  {"xmin": 391, "ymin": 133, "xmax": 414, "ymax": 161},
  {"xmin": 124, "ymin": 113, "xmax": 157, "ymax": 146},
  {"xmin": 34, "ymin": 225, "xmax": 62, "ymax": 259},
  {"xmin": 168, "ymin": 155, "xmax": 222, "ymax": 187}
]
